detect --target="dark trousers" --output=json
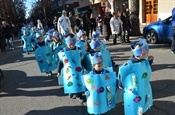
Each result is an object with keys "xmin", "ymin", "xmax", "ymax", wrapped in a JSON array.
[
  {"xmin": 112, "ymin": 34, "xmax": 118, "ymax": 44},
  {"xmin": 171, "ymin": 26, "xmax": 175, "ymax": 52},
  {"xmin": 122, "ymin": 26, "xmax": 130, "ymax": 42}
]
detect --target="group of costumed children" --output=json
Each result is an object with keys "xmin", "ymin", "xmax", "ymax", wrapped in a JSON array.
[{"xmin": 20, "ymin": 26, "xmax": 154, "ymax": 115}]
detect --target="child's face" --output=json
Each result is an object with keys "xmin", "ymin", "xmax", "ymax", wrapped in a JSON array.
[
  {"xmin": 81, "ymin": 34, "xmax": 87, "ymax": 40},
  {"xmin": 67, "ymin": 43, "xmax": 75, "ymax": 49},
  {"xmin": 93, "ymin": 63, "xmax": 103, "ymax": 71},
  {"xmin": 38, "ymin": 36, "xmax": 44, "ymax": 43}
]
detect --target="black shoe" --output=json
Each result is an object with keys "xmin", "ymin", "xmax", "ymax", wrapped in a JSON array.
[
  {"xmin": 46, "ymin": 72, "xmax": 52, "ymax": 77},
  {"xmin": 127, "ymin": 40, "xmax": 131, "ymax": 43},
  {"xmin": 76, "ymin": 96, "xmax": 85, "ymax": 103},
  {"xmin": 171, "ymin": 51, "xmax": 175, "ymax": 54},
  {"xmin": 69, "ymin": 94, "xmax": 76, "ymax": 99}
]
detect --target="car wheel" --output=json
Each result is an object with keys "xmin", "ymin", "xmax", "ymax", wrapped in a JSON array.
[{"xmin": 145, "ymin": 30, "xmax": 158, "ymax": 44}]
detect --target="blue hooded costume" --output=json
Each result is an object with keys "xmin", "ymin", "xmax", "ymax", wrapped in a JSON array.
[
  {"xmin": 21, "ymin": 30, "xmax": 33, "ymax": 52},
  {"xmin": 82, "ymin": 52, "xmax": 117, "ymax": 114},
  {"xmin": 35, "ymin": 33, "xmax": 57, "ymax": 73},
  {"xmin": 118, "ymin": 38, "xmax": 153, "ymax": 115},
  {"xmin": 58, "ymin": 34, "xmax": 85, "ymax": 93}
]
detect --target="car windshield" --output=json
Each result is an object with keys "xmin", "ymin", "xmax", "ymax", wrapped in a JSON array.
[{"xmin": 162, "ymin": 16, "xmax": 172, "ymax": 23}]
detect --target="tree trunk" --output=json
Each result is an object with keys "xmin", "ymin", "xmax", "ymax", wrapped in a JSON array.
[{"xmin": 130, "ymin": 0, "xmax": 141, "ymax": 36}]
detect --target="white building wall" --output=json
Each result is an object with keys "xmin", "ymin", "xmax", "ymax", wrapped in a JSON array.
[{"xmin": 158, "ymin": 0, "xmax": 175, "ymax": 20}]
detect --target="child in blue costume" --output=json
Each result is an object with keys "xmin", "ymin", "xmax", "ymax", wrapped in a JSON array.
[
  {"xmin": 82, "ymin": 52, "xmax": 116, "ymax": 115},
  {"xmin": 88, "ymin": 39, "xmax": 113, "ymax": 69},
  {"xmin": 21, "ymin": 30, "xmax": 33, "ymax": 54},
  {"xmin": 118, "ymin": 38, "xmax": 153, "ymax": 115},
  {"xmin": 31, "ymin": 27, "xmax": 38, "ymax": 49},
  {"xmin": 57, "ymin": 34, "xmax": 89, "ymax": 102},
  {"xmin": 76, "ymin": 29, "xmax": 88, "ymax": 53},
  {"xmin": 35, "ymin": 33, "xmax": 57, "ymax": 77},
  {"xmin": 76, "ymin": 29, "xmax": 92, "ymax": 71},
  {"xmin": 52, "ymin": 31, "xmax": 66, "ymax": 63},
  {"xmin": 52, "ymin": 31, "xmax": 66, "ymax": 52}
]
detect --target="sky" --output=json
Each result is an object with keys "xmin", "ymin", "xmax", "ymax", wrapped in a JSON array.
[{"xmin": 25, "ymin": 0, "xmax": 33, "ymax": 18}]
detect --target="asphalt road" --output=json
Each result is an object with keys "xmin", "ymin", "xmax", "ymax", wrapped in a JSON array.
[{"xmin": 0, "ymin": 37, "xmax": 175, "ymax": 115}]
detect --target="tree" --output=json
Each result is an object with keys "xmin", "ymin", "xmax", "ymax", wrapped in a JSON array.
[{"xmin": 129, "ymin": 0, "xmax": 141, "ymax": 35}]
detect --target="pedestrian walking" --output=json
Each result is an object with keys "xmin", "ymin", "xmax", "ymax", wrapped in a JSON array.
[
  {"xmin": 1, "ymin": 21, "xmax": 14, "ymax": 50},
  {"xmin": 0, "ymin": 25, "xmax": 6, "ymax": 52}
]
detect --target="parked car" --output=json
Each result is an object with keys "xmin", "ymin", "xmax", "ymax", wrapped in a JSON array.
[{"xmin": 143, "ymin": 16, "xmax": 173, "ymax": 44}]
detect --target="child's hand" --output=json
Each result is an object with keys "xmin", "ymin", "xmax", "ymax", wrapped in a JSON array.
[
  {"xmin": 57, "ymin": 73, "xmax": 60, "ymax": 77},
  {"xmin": 118, "ymin": 86, "xmax": 123, "ymax": 90},
  {"xmin": 148, "ymin": 55, "xmax": 154, "ymax": 60}
]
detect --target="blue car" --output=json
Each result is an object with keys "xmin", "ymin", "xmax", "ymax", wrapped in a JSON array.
[{"xmin": 143, "ymin": 16, "xmax": 173, "ymax": 44}]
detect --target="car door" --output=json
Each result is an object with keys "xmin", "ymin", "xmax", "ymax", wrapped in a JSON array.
[{"xmin": 159, "ymin": 17, "xmax": 173, "ymax": 42}]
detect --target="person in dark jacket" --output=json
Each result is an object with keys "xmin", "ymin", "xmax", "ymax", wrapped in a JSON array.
[
  {"xmin": 103, "ymin": 12, "xmax": 112, "ymax": 41},
  {"xmin": 82, "ymin": 13, "xmax": 90, "ymax": 40},
  {"xmin": 75, "ymin": 14, "xmax": 83, "ymax": 32},
  {"xmin": 96, "ymin": 14, "xmax": 103, "ymax": 35},
  {"xmin": 121, "ymin": 11, "xmax": 131, "ymax": 43},
  {"xmin": 0, "ymin": 26, "xmax": 6, "ymax": 52},
  {"xmin": 1, "ymin": 21, "xmax": 14, "ymax": 50},
  {"xmin": 89, "ymin": 13, "xmax": 97, "ymax": 37},
  {"xmin": 171, "ymin": 7, "xmax": 175, "ymax": 54},
  {"xmin": 69, "ymin": 12, "xmax": 76, "ymax": 33}
]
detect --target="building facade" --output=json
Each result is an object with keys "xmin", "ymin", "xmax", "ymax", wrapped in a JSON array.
[{"xmin": 62, "ymin": 0, "xmax": 175, "ymax": 24}]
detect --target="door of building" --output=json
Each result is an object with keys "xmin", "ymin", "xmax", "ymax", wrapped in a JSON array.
[{"xmin": 146, "ymin": 0, "xmax": 158, "ymax": 23}]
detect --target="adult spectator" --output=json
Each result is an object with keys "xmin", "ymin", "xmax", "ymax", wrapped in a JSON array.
[
  {"xmin": 0, "ymin": 25, "xmax": 6, "ymax": 52},
  {"xmin": 1, "ymin": 21, "xmax": 14, "ymax": 50},
  {"xmin": 103, "ymin": 12, "xmax": 112, "ymax": 41},
  {"xmin": 96, "ymin": 14, "xmax": 103, "ymax": 34},
  {"xmin": 53, "ymin": 16, "xmax": 58, "ymax": 30},
  {"xmin": 37, "ymin": 19, "xmax": 43, "ymax": 30},
  {"xmin": 110, "ymin": 12, "xmax": 123, "ymax": 44},
  {"xmin": 69, "ymin": 12, "xmax": 76, "ymax": 33},
  {"xmin": 57, "ymin": 10, "xmax": 71, "ymax": 36},
  {"xmin": 171, "ymin": 7, "xmax": 175, "ymax": 54},
  {"xmin": 75, "ymin": 14, "xmax": 83, "ymax": 32},
  {"xmin": 121, "ymin": 11, "xmax": 131, "ymax": 43},
  {"xmin": 82, "ymin": 13, "xmax": 90, "ymax": 40},
  {"xmin": 89, "ymin": 13, "xmax": 97, "ymax": 37}
]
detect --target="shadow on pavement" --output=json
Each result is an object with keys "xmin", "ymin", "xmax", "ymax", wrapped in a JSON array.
[
  {"xmin": 151, "ymin": 80, "xmax": 175, "ymax": 99},
  {"xmin": 0, "ymin": 70, "xmax": 65, "ymax": 97},
  {"xmin": 25, "ymin": 106, "xmax": 88, "ymax": 115},
  {"xmin": 146, "ymin": 100, "xmax": 175, "ymax": 115},
  {"xmin": 0, "ymin": 38, "xmax": 36, "ymax": 66},
  {"xmin": 151, "ymin": 64, "xmax": 175, "ymax": 72}
]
